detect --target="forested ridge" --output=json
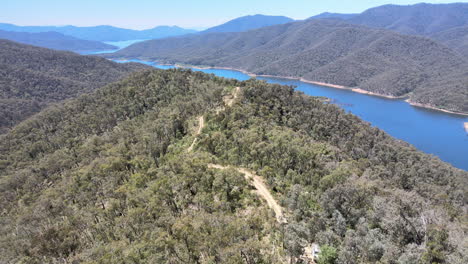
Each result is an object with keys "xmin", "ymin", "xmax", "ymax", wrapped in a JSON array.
[
  {"xmin": 108, "ymin": 19, "xmax": 468, "ymax": 114},
  {"xmin": 430, "ymin": 26, "xmax": 468, "ymax": 59},
  {"xmin": 1, "ymin": 68, "xmax": 466, "ymax": 263},
  {"xmin": 346, "ymin": 3, "xmax": 468, "ymax": 36},
  {"xmin": 0, "ymin": 39, "xmax": 150, "ymax": 134},
  {"xmin": 310, "ymin": 3, "xmax": 468, "ymax": 60}
]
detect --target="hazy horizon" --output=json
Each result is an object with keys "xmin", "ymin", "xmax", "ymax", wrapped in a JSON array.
[{"xmin": 2, "ymin": 0, "xmax": 467, "ymax": 30}]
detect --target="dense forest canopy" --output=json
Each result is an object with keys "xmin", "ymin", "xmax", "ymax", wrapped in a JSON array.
[
  {"xmin": 108, "ymin": 19, "xmax": 468, "ymax": 114},
  {"xmin": 309, "ymin": 3, "xmax": 468, "ymax": 60},
  {"xmin": 0, "ymin": 39, "xmax": 150, "ymax": 134},
  {"xmin": 1, "ymin": 68, "xmax": 466, "ymax": 263},
  {"xmin": 346, "ymin": 3, "xmax": 468, "ymax": 36}
]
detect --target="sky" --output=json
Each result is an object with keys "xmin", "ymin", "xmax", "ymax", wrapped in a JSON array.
[{"xmin": 1, "ymin": 0, "xmax": 467, "ymax": 29}]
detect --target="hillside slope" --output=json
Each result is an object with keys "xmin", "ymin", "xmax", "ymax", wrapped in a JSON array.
[
  {"xmin": 0, "ymin": 23, "xmax": 197, "ymax": 42},
  {"xmin": 202, "ymin": 14, "xmax": 294, "ymax": 33},
  {"xmin": 0, "ymin": 68, "xmax": 466, "ymax": 263},
  {"xmin": 108, "ymin": 19, "xmax": 468, "ymax": 114},
  {"xmin": 348, "ymin": 3, "xmax": 468, "ymax": 36},
  {"xmin": 0, "ymin": 40, "xmax": 150, "ymax": 134},
  {"xmin": 0, "ymin": 30, "xmax": 117, "ymax": 52},
  {"xmin": 430, "ymin": 26, "xmax": 468, "ymax": 59}
]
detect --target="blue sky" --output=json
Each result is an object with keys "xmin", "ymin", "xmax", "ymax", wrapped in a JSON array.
[{"xmin": 2, "ymin": 0, "xmax": 467, "ymax": 29}]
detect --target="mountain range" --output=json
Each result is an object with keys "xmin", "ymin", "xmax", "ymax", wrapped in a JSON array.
[
  {"xmin": 202, "ymin": 14, "xmax": 294, "ymax": 33},
  {"xmin": 0, "ymin": 39, "xmax": 150, "ymax": 134},
  {"xmin": 309, "ymin": 3, "xmax": 468, "ymax": 59},
  {"xmin": 0, "ymin": 29, "xmax": 117, "ymax": 52},
  {"xmin": 346, "ymin": 3, "xmax": 468, "ymax": 36},
  {"xmin": 0, "ymin": 23, "xmax": 197, "ymax": 42},
  {"xmin": 107, "ymin": 19, "xmax": 468, "ymax": 114}
]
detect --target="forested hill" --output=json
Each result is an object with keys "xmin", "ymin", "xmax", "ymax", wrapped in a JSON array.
[
  {"xmin": 430, "ymin": 26, "xmax": 468, "ymax": 59},
  {"xmin": 0, "ymin": 39, "xmax": 150, "ymax": 134},
  {"xmin": 0, "ymin": 68, "xmax": 466, "ymax": 263},
  {"xmin": 345, "ymin": 3, "xmax": 468, "ymax": 60},
  {"xmin": 347, "ymin": 3, "xmax": 468, "ymax": 36},
  {"xmin": 202, "ymin": 14, "xmax": 294, "ymax": 33},
  {"xmin": 108, "ymin": 19, "xmax": 468, "ymax": 114},
  {"xmin": 0, "ymin": 30, "xmax": 118, "ymax": 52}
]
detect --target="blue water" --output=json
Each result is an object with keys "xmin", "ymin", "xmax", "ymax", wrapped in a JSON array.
[
  {"xmin": 80, "ymin": 39, "xmax": 148, "ymax": 55},
  {"xmin": 113, "ymin": 59, "xmax": 468, "ymax": 170}
]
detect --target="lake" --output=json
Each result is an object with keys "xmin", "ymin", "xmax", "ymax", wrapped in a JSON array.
[
  {"xmin": 80, "ymin": 39, "xmax": 148, "ymax": 55},
  {"xmin": 114, "ymin": 59, "xmax": 468, "ymax": 171}
]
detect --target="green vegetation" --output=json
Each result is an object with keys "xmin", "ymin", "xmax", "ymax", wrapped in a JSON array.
[
  {"xmin": 313, "ymin": 3, "xmax": 468, "ymax": 60},
  {"xmin": 430, "ymin": 26, "xmax": 468, "ymax": 59},
  {"xmin": 1, "ymin": 68, "xmax": 466, "ymax": 263},
  {"xmin": 109, "ymin": 19, "xmax": 468, "ymax": 114},
  {"xmin": 347, "ymin": 3, "xmax": 468, "ymax": 36},
  {"xmin": 317, "ymin": 245, "xmax": 338, "ymax": 264},
  {"xmin": 0, "ymin": 39, "xmax": 150, "ymax": 134}
]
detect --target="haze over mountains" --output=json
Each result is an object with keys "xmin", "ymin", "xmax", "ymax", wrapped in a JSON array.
[
  {"xmin": 202, "ymin": 14, "xmax": 294, "ymax": 33},
  {"xmin": 0, "ymin": 23, "xmax": 197, "ymax": 42},
  {"xmin": 0, "ymin": 40, "xmax": 150, "ymax": 134},
  {"xmin": 109, "ymin": 18, "xmax": 468, "ymax": 114},
  {"xmin": 309, "ymin": 12, "xmax": 357, "ymax": 20},
  {"xmin": 0, "ymin": 30, "xmax": 118, "ymax": 52}
]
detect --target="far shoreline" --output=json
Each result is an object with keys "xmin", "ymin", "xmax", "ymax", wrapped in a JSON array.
[
  {"xmin": 114, "ymin": 58, "xmax": 468, "ymax": 117},
  {"xmin": 184, "ymin": 64, "xmax": 468, "ymax": 117}
]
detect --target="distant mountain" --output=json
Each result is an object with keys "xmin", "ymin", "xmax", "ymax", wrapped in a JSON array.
[
  {"xmin": 0, "ymin": 30, "xmax": 117, "ymax": 52},
  {"xmin": 347, "ymin": 3, "xmax": 468, "ymax": 35},
  {"xmin": 108, "ymin": 19, "xmax": 468, "ymax": 114},
  {"xmin": 202, "ymin": 14, "xmax": 294, "ymax": 33},
  {"xmin": 308, "ymin": 12, "xmax": 357, "ymax": 20},
  {"xmin": 0, "ymin": 23, "xmax": 197, "ymax": 42},
  {"xmin": 0, "ymin": 39, "xmax": 150, "ymax": 133}
]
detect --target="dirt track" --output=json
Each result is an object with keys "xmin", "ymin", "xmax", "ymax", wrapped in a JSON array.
[
  {"xmin": 189, "ymin": 86, "xmax": 315, "ymax": 262},
  {"xmin": 187, "ymin": 116, "xmax": 204, "ymax": 152},
  {"xmin": 208, "ymin": 164, "xmax": 287, "ymax": 224}
]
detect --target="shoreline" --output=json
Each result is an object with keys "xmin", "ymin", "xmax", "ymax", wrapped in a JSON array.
[
  {"xmin": 404, "ymin": 100, "xmax": 468, "ymax": 117},
  {"xmin": 115, "ymin": 59, "xmax": 468, "ymax": 116},
  {"xmin": 185, "ymin": 65, "xmax": 409, "ymax": 99},
  {"xmin": 194, "ymin": 65, "xmax": 468, "ymax": 116}
]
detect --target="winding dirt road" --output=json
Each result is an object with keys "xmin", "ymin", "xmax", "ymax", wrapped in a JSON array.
[
  {"xmin": 187, "ymin": 116, "xmax": 204, "ymax": 152},
  {"xmin": 189, "ymin": 87, "xmax": 287, "ymax": 223},
  {"xmin": 208, "ymin": 164, "xmax": 287, "ymax": 223},
  {"xmin": 187, "ymin": 86, "xmax": 315, "ymax": 262}
]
